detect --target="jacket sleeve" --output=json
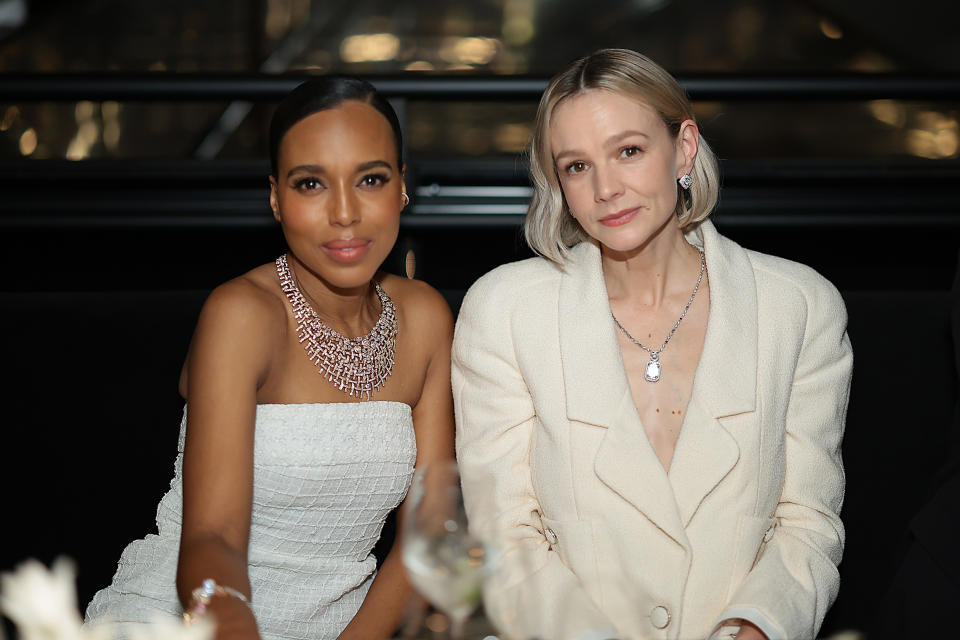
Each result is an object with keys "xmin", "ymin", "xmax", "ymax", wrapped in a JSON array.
[
  {"xmin": 452, "ymin": 273, "xmax": 617, "ymax": 640},
  {"xmin": 715, "ymin": 278, "xmax": 852, "ymax": 640}
]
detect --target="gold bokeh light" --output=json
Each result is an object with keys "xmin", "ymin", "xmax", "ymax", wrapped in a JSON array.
[{"xmin": 340, "ymin": 33, "xmax": 400, "ymax": 63}]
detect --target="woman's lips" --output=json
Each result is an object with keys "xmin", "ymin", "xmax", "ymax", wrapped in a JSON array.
[
  {"xmin": 599, "ymin": 207, "xmax": 640, "ymax": 227},
  {"xmin": 321, "ymin": 238, "xmax": 372, "ymax": 263}
]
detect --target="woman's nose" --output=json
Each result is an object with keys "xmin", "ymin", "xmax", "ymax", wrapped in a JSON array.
[
  {"xmin": 593, "ymin": 166, "xmax": 623, "ymax": 202},
  {"xmin": 327, "ymin": 185, "xmax": 360, "ymax": 226}
]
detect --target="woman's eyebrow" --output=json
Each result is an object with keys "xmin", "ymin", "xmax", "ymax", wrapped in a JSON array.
[
  {"xmin": 553, "ymin": 148, "xmax": 584, "ymax": 163},
  {"xmin": 286, "ymin": 160, "xmax": 393, "ymax": 179},
  {"xmin": 356, "ymin": 159, "xmax": 393, "ymax": 172},
  {"xmin": 604, "ymin": 130, "xmax": 650, "ymax": 146},
  {"xmin": 286, "ymin": 164, "xmax": 324, "ymax": 178}
]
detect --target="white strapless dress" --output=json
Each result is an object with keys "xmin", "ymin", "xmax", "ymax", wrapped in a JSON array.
[{"xmin": 85, "ymin": 402, "xmax": 416, "ymax": 640}]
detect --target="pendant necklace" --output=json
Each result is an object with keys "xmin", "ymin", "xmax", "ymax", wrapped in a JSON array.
[
  {"xmin": 611, "ymin": 247, "xmax": 706, "ymax": 383},
  {"xmin": 276, "ymin": 254, "xmax": 398, "ymax": 400}
]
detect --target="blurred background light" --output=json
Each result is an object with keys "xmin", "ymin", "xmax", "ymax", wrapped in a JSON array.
[
  {"xmin": 0, "ymin": 105, "xmax": 19, "ymax": 131},
  {"xmin": 906, "ymin": 111, "xmax": 959, "ymax": 159},
  {"xmin": 819, "ymin": 18, "xmax": 843, "ymax": 40},
  {"xmin": 18, "ymin": 126, "xmax": 36, "ymax": 155},
  {"xmin": 404, "ymin": 60, "xmax": 434, "ymax": 71},
  {"xmin": 340, "ymin": 33, "xmax": 400, "ymax": 63},
  {"xmin": 0, "ymin": 0, "xmax": 957, "ymax": 162},
  {"xmin": 439, "ymin": 37, "xmax": 499, "ymax": 65},
  {"xmin": 867, "ymin": 99, "xmax": 906, "ymax": 128},
  {"xmin": 502, "ymin": 0, "xmax": 535, "ymax": 46}
]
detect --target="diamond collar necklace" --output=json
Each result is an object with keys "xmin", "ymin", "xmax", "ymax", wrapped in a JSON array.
[
  {"xmin": 276, "ymin": 254, "xmax": 398, "ymax": 399},
  {"xmin": 610, "ymin": 247, "xmax": 706, "ymax": 383}
]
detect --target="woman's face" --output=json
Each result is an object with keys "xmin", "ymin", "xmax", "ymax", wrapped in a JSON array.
[
  {"xmin": 270, "ymin": 100, "xmax": 404, "ymax": 291},
  {"xmin": 549, "ymin": 89, "xmax": 697, "ymax": 254}
]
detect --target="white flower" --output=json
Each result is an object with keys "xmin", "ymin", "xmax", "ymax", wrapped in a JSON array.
[
  {"xmin": 0, "ymin": 557, "xmax": 84, "ymax": 640},
  {"xmin": 0, "ymin": 557, "xmax": 214, "ymax": 640}
]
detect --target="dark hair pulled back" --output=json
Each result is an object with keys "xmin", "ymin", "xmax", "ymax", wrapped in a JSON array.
[{"xmin": 269, "ymin": 76, "xmax": 403, "ymax": 177}]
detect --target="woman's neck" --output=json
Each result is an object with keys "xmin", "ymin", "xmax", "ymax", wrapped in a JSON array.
[
  {"xmin": 288, "ymin": 255, "xmax": 380, "ymax": 337},
  {"xmin": 600, "ymin": 223, "xmax": 701, "ymax": 310}
]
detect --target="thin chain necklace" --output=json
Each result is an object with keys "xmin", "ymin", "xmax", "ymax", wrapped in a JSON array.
[
  {"xmin": 276, "ymin": 254, "xmax": 398, "ymax": 400},
  {"xmin": 610, "ymin": 247, "xmax": 706, "ymax": 383}
]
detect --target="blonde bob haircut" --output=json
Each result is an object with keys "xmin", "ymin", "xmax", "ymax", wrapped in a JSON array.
[{"xmin": 525, "ymin": 48, "xmax": 720, "ymax": 263}]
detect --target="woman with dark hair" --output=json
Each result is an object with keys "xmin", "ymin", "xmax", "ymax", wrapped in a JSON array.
[
  {"xmin": 454, "ymin": 49, "xmax": 850, "ymax": 640},
  {"xmin": 85, "ymin": 77, "xmax": 455, "ymax": 640}
]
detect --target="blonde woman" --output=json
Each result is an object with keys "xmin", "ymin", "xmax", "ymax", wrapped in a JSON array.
[{"xmin": 453, "ymin": 49, "xmax": 850, "ymax": 640}]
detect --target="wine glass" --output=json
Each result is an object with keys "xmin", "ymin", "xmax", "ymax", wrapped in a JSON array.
[{"xmin": 401, "ymin": 461, "xmax": 493, "ymax": 639}]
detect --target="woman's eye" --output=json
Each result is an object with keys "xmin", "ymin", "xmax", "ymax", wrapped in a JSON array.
[
  {"xmin": 620, "ymin": 146, "xmax": 642, "ymax": 159},
  {"xmin": 359, "ymin": 173, "xmax": 388, "ymax": 188},
  {"xmin": 294, "ymin": 177, "xmax": 322, "ymax": 191},
  {"xmin": 565, "ymin": 161, "xmax": 587, "ymax": 175}
]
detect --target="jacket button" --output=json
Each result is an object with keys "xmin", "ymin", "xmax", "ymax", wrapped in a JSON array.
[
  {"xmin": 544, "ymin": 527, "xmax": 558, "ymax": 546},
  {"xmin": 650, "ymin": 605, "xmax": 671, "ymax": 629},
  {"xmin": 764, "ymin": 524, "xmax": 775, "ymax": 542}
]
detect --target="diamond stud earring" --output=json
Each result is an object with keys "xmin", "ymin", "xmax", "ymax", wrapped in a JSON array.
[{"xmin": 678, "ymin": 174, "xmax": 693, "ymax": 190}]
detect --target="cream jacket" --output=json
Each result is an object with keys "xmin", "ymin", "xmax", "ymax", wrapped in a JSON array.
[{"xmin": 452, "ymin": 221, "xmax": 851, "ymax": 640}]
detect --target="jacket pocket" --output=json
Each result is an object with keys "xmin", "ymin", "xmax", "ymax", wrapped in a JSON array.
[
  {"xmin": 539, "ymin": 515, "xmax": 604, "ymax": 607},
  {"xmin": 726, "ymin": 515, "xmax": 777, "ymax": 600}
]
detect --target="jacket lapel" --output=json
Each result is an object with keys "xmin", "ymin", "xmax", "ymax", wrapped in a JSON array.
[
  {"xmin": 669, "ymin": 221, "xmax": 756, "ymax": 527},
  {"xmin": 557, "ymin": 221, "xmax": 758, "ymax": 541},
  {"xmin": 558, "ymin": 241, "xmax": 687, "ymax": 547}
]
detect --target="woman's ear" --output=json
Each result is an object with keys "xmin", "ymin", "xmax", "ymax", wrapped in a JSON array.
[
  {"xmin": 269, "ymin": 175, "xmax": 281, "ymax": 222},
  {"xmin": 676, "ymin": 119, "xmax": 700, "ymax": 177}
]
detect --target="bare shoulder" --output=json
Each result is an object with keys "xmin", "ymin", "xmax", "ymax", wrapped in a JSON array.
[
  {"xmin": 379, "ymin": 272, "xmax": 454, "ymax": 337},
  {"xmin": 181, "ymin": 262, "xmax": 286, "ymax": 399},
  {"xmin": 198, "ymin": 263, "xmax": 286, "ymax": 335}
]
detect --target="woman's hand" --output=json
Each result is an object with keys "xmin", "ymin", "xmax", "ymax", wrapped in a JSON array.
[
  {"xmin": 203, "ymin": 595, "xmax": 261, "ymax": 640},
  {"xmin": 734, "ymin": 620, "xmax": 768, "ymax": 640},
  {"xmin": 711, "ymin": 618, "xmax": 768, "ymax": 640}
]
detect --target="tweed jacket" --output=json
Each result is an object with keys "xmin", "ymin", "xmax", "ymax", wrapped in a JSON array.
[{"xmin": 452, "ymin": 220, "xmax": 851, "ymax": 640}]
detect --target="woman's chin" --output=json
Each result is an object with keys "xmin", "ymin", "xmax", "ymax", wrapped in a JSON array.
[
  {"xmin": 591, "ymin": 218, "xmax": 679, "ymax": 256},
  {"xmin": 290, "ymin": 254, "xmax": 385, "ymax": 293},
  {"xmin": 320, "ymin": 266, "xmax": 384, "ymax": 292},
  {"xmin": 594, "ymin": 232, "xmax": 655, "ymax": 256}
]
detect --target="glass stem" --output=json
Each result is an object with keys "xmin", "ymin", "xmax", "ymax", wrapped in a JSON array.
[{"xmin": 448, "ymin": 613, "xmax": 468, "ymax": 640}]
